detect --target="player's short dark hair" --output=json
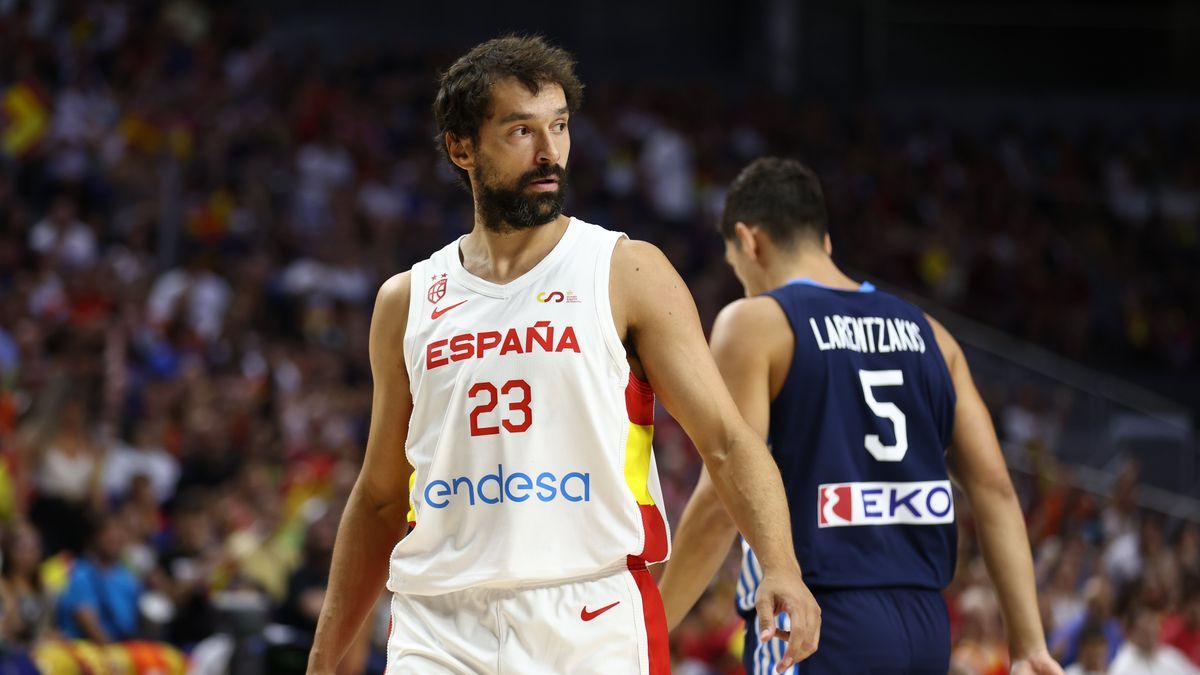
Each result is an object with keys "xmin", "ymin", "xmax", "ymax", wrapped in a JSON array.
[
  {"xmin": 721, "ymin": 157, "xmax": 828, "ymax": 248},
  {"xmin": 433, "ymin": 35, "xmax": 584, "ymax": 189}
]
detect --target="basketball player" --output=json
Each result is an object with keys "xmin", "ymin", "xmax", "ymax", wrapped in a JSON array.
[
  {"xmin": 658, "ymin": 158, "xmax": 1063, "ymax": 674},
  {"xmin": 306, "ymin": 38, "xmax": 819, "ymax": 675}
]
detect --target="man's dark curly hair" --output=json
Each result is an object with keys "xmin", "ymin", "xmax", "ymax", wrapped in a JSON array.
[{"xmin": 433, "ymin": 35, "xmax": 584, "ymax": 189}]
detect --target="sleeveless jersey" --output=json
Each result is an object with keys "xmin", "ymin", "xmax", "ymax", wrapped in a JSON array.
[
  {"xmin": 736, "ymin": 281, "xmax": 957, "ymax": 615},
  {"xmin": 389, "ymin": 218, "xmax": 670, "ymax": 596}
]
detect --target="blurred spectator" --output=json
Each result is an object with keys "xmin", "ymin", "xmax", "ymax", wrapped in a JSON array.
[
  {"xmin": 1065, "ymin": 623, "xmax": 1111, "ymax": 675},
  {"xmin": 671, "ymin": 584, "xmax": 743, "ymax": 675},
  {"xmin": 54, "ymin": 514, "xmax": 142, "ymax": 644},
  {"xmin": 1179, "ymin": 525, "xmax": 1200, "ymax": 580},
  {"xmin": 28, "ymin": 395, "xmax": 104, "ymax": 556},
  {"xmin": 292, "ymin": 124, "xmax": 356, "ymax": 237},
  {"xmin": 151, "ymin": 491, "xmax": 219, "ymax": 648},
  {"xmin": 1043, "ymin": 535, "xmax": 1089, "ymax": 633},
  {"xmin": 1051, "ymin": 576, "xmax": 1123, "ymax": 666},
  {"xmin": 1109, "ymin": 604, "xmax": 1199, "ymax": 675},
  {"xmin": 116, "ymin": 481, "xmax": 163, "ymax": 584},
  {"xmin": 146, "ymin": 251, "xmax": 232, "ymax": 343},
  {"xmin": 101, "ymin": 417, "xmax": 180, "ymax": 504},
  {"xmin": 0, "ymin": 522, "xmax": 53, "ymax": 647},
  {"xmin": 175, "ymin": 406, "xmax": 242, "ymax": 496},
  {"xmin": 950, "ymin": 585, "xmax": 1009, "ymax": 675},
  {"xmin": 1101, "ymin": 461, "xmax": 1141, "ymax": 544},
  {"xmin": 276, "ymin": 511, "xmax": 334, "ymax": 634},
  {"xmin": 274, "ymin": 511, "xmax": 370, "ymax": 674},
  {"xmin": 27, "ymin": 196, "xmax": 97, "ymax": 271},
  {"xmin": 1162, "ymin": 581, "xmax": 1200, "ymax": 666}
]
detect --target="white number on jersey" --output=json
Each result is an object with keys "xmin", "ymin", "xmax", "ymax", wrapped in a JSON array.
[{"xmin": 858, "ymin": 369, "xmax": 908, "ymax": 462}]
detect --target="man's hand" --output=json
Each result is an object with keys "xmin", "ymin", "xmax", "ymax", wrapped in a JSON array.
[
  {"xmin": 754, "ymin": 568, "xmax": 821, "ymax": 672},
  {"xmin": 1010, "ymin": 651, "xmax": 1065, "ymax": 675}
]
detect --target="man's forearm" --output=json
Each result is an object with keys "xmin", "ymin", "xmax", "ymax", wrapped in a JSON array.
[
  {"xmin": 705, "ymin": 432, "xmax": 799, "ymax": 574},
  {"xmin": 659, "ymin": 475, "xmax": 738, "ymax": 630},
  {"xmin": 309, "ymin": 485, "xmax": 407, "ymax": 671},
  {"xmin": 970, "ymin": 484, "xmax": 1047, "ymax": 658}
]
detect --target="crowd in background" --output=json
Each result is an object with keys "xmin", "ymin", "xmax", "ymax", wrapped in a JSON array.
[{"xmin": 1, "ymin": 1, "xmax": 1198, "ymax": 673}]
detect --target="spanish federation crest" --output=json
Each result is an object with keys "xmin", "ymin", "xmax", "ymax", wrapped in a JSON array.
[{"xmin": 427, "ymin": 274, "xmax": 447, "ymax": 304}]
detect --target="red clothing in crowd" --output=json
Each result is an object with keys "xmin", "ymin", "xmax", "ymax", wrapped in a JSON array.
[{"xmin": 1161, "ymin": 614, "xmax": 1200, "ymax": 666}]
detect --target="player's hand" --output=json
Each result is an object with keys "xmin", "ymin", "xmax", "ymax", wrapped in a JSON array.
[
  {"xmin": 754, "ymin": 567, "xmax": 821, "ymax": 672},
  {"xmin": 1009, "ymin": 649, "xmax": 1065, "ymax": 675}
]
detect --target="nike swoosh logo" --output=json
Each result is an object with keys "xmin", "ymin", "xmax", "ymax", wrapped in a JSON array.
[
  {"xmin": 580, "ymin": 601, "xmax": 620, "ymax": 621},
  {"xmin": 430, "ymin": 299, "xmax": 468, "ymax": 320}
]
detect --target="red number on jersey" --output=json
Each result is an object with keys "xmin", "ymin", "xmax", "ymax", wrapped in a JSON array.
[
  {"xmin": 501, "ymin": 379, "xmax": 532, "ymax": 433},
  {"xmin": 468, "ymin": 382, "xmax": 500, "ymax": 436},
  {"xmin": 469, "ymin": 379, "xmax": 533, "ymax": 436}
]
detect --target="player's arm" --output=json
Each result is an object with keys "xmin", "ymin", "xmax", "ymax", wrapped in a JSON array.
[
  {"xmin": 930, "ymin": 316, "xmax": 1062, "ymax": 675},
  {"xmin": 658, "ymin": 297, "xmax": 781, "ymax": 631},
  {"xmin": 614, "ymin": 240, "xmax": 818, "ymax": 669},
  {"xmin": 308, "ymin": 273, "xmax": 415, "ymax": 675}
]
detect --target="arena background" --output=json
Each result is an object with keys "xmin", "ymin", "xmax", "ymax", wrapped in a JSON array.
[{"xmin": 0, "ymin": 1, "xmax": 1198, "ymax": 673}]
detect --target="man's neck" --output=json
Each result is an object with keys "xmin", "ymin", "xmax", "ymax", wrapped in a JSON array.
[
  {"xmin": 459, "ymin": 214, "xmax": 571, "ymax": 285},
  {"xmin": 763, "ymin": 248, "xmax": 860, "ymax": 294}
]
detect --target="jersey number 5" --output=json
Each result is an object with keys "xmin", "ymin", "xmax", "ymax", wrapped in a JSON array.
[
  {"xmin": 468, "ymin": 380, "xmax": 532, "ymax": 437},
  {"xmin": 858, "ymin": 369, "xmax": 908, "ymax": 461}
]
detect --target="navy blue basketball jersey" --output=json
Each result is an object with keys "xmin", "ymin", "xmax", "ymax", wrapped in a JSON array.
[{"xmin": 736, "ymin": 280, "xmax": 957, "ymax": 617}]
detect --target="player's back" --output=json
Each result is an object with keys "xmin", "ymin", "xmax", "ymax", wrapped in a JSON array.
[{"xmin": 739, "ymin": 280, "xmax": 957, "ymax": 603}]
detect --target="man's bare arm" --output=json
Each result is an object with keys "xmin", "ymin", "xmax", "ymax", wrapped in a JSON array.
[
  {"xmin": 930, "ymin": 317, "xmax": 1060, "ymax": 673},
  {"xmin": 308, "ymin": 273, "xmax": 415, "ymax": 674},
  {"xmin": 658, "ymin": 298, "xmax": 784, "ymax": 630},
  {"xmin": 613, "ymin": 241, "xmax": 818, "ymax": 669}
]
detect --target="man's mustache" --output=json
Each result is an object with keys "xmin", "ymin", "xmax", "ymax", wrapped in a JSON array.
[{"xmin": 521, "ymin": 164, "xmax": 566, "ymax": 184}]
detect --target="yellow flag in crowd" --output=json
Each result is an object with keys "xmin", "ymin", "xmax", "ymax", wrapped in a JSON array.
[{"xmin": 1, "ymin": 82, "xmax": 50, "ymax": 156}]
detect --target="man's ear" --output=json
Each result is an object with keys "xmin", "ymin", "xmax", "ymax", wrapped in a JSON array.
[
  {"xmin": 734, "ymin": 222, "xmax": 759, "ymax": 261},
  {"xmin": 446, "ymin": 133, "xmax": 475, "ymax": 173},
  {"xmin": 824, "ymin": 233, "xmax": 833, "ymax": 256}
]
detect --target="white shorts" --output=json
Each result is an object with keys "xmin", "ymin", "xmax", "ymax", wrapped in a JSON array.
[{"xmin": 385, "ymin": 560, "xmax": 669, "ymax": 674}]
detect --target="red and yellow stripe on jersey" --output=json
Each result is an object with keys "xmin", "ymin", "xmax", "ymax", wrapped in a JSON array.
[
  {"xmin": 407, "ymin": 472, "xmax": 417, "ymax": 530},
  {"xmin": 623, "ymin": 373, "xmax": 668, "ymax": 563}
]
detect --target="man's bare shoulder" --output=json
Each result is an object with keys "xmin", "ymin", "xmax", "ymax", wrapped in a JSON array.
[
  {"xmin": 609, "ymin": 238, "xmax": 693, "ymax": 336},
  {"xmin": 923, "ymin": 311, "xmax": 963, "ymax": 370},
  {"xmin": 716, "ymin": 296, "xmax": 788, "ymax": 330},
  {"xmin": 611, "ymin": 238, "xmax": 675, "ymax": 280},
  {"xmin": 370, "ymin": 272, "xmax": 412, "ymax": 354},
  {"xmin": 712, "ymin": 296, "xmax": 790, "ymax": 347},
  {"xmin": 377, "ymin": 271, "xmax": 412, "ymax": 311}
]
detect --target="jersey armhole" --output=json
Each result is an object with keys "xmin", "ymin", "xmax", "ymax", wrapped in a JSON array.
[
  {"xmin": 593, "ymin": 232, "xmax": 630, "ymax": 377},
  {"xmin": 918, "ymin": 314, "xmax": 958, "ymax": 450},
  {"xmin": 762, "ymin": 291, "xmax": 800, "ymax": 404},
  {"xmin": 402, "ymin": 260, "xmax": 426, "ymax": 391}
]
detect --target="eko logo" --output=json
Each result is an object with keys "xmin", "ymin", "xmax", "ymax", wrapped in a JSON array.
[
  {"xmin": 817, "ymin": 480, "xmax": 954, "ymax": 528},
  {"xmin": 424, "ymin": 464, "xmax": 591, "ymax": 509},
  {"xmin": 536, "ymin": 290, "xmax": 580, "ymax": 303}
]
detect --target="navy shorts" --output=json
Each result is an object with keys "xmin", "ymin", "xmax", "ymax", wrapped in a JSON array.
[{"xmin": 742, "ymin": 587, "xmax": 949, "ymax": 674}]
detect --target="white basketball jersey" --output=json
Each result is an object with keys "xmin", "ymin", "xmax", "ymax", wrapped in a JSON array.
[{"xmin": 388, "ymin": 218, "xmax": 671, "ymax": 596}]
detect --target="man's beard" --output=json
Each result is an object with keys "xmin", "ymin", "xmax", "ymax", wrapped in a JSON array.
[{"xmin": 475, "ymin": 161, "xmax": 567, "ymax": 234}]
